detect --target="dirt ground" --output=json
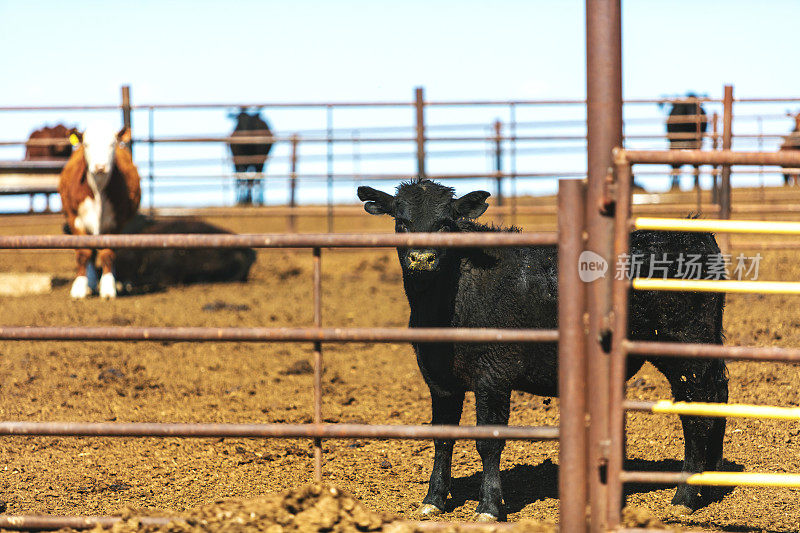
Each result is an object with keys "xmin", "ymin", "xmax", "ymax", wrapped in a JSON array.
[{"xmin": 0, "ymin": 194, "xmax": 799, "ymax": 532}]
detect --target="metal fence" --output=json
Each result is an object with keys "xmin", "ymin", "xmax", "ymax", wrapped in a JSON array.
[
  {"xmin": 0, "ymin": 229, "xmax": 575, "ymax": 531},
  {"xmin": 590, "ymin": 148, "xmax": 800, "ymax": 532},
  {"xmin": 3, "ymin": 84, "xmax": 800, "ymax": 225}
]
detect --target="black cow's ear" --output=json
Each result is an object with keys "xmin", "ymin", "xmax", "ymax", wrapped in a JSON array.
[
  {"xmin": 357, "ymin": 186, "xmax": 395, "ymax": 216},
  {"xmin": 453, "ymin": 190, "xmax": 490, "ymax": 219}
]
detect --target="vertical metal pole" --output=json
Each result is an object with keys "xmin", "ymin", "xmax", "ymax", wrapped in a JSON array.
[
  {"xmin": 312, "ymin": 247, "xmax": 323, "ymax": 481},
  {"xmin": 148, "ymin": 107, "xmax": 155, "ymax": 214},
  {"xmin": 720, "ymin": 85, "xmax": 734, "ymax": 252},
  {"xmin": 326, "ymin": 106, "xmax": 334, "ymax": 233},
  {"xmin": 558, "ymin": 179, "xmax": 588, "ymax": 533},
  {"xmin": 606, "ymin": 151, "xmax": 632, "ymax": 529},
  {"xmin": 121, "ymin": 85, "xmax": 132, "ymax": 155},
  {"xmin": 494, "ymin": 119, "xmax": 504, "ymax": 202},
  {"xmin": 585, "ymin": 1, "xmax": 622, "ymax": 531},
  {"xmin": 711, "ymin": 112, "xmax": 719, "ymax": 205},
  {"xmin": 289, "ymin": 134, "xmax": 299, "ymax": 233},
  {"xmin": 510, "ymin": 104, "xmax": 518, "ymax": 226},
  {"xmin": 415, "ymin": 87, "xmax": 426, "ymax": 180}
]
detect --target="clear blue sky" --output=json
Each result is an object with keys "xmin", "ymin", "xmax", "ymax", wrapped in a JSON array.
[
  {"xmin": 1, "ymin": 1, "xmax": 798, "ymax": 208},
  {"xmin": 2, "ymin": 0, "xmax": 797, "ymax": 104}
]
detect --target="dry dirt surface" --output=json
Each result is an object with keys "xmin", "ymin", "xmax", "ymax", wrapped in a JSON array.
[{"xmin": 0, "ymin": 200, "xmax": 798, "ymax": 532}]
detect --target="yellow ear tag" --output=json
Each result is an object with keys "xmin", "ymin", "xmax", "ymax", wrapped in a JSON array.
[{"xmin": 69, "ymin": 134, "xmax": 80, "ymax": 146}]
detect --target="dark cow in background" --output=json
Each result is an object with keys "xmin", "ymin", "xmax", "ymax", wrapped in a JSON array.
[
  {"xmin": 665, "ymin": 94, "xmax": 708, "ymax": 190},
  {"xmin": 228, "ymin": 108, "xmax": 274, "ymax": 205},
  {"xmin": 25, "ymin": 124, "xmax": 80, "ymax": 160},
  {"xmin": 112, "ymin": 215, "xmax": 257, "ymax": 294},
  {"xmin": 780, "ymin": 112, "xmax": 800, "ymax": 186},
  {"xmin": 358, "ymin": 179, "xmax": 728, "ymax": 520}
]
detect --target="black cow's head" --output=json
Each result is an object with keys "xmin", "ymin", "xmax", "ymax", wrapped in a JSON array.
[{"xmin": 358, "ymin": 180, "xmax": 490, "ymax": 275}]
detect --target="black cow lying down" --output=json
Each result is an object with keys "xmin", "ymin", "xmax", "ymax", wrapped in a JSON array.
[
  {"xmin": 358, "ymin": 179, "xmax": 727, "ymax": 521},
  {"xmin": 112, "ymin": 215, "xmax": 256, "ymax": 294}
]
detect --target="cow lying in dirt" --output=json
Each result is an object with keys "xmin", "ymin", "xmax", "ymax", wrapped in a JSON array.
[
  {"xmin": 358, "ymin": 179, "xmax": 727, "ymax": 521},
  {"xmin": 113, "ymin": 215, "xmax": 257, "ymax": 294}
]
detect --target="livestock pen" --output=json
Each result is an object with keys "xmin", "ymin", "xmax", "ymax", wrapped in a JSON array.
[{"xmin": 5, "ymin": 1, "xmax": 800, "ymax": 531}]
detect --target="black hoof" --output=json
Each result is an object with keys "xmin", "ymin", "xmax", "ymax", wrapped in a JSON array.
[{"xmin": 671, "ymin": 485, "xmax": 703, "ymax": 511}]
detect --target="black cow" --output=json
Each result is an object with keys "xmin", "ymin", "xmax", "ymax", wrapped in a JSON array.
[
  {"xmin": 229, "ymin": 108, "xmax": 274, "ymax": 205},
  {"xmin": 112, "ymin": 215, "xmax": 256, "ymax": 294},
  {"xmin": 780, "ymin": 112, "xmax": 800, "ymax": 186},
  {"xmin": 358, "ymin": 179, "xmax": 727, "ymax": 520},
  {"xmin": 666, "ymin": 94, "xmax": 708, "ymax": 190}
]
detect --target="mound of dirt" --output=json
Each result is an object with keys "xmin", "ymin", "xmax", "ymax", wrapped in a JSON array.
[
  {"xmin": 97, "ymin": 484, "xmax": 556, "ymax": 533},
  {"xmin": 620, "ymin": 506, "xmax": 676, "ymax": 531},
  {"xmin": 103, "ymin": 484, "xmax": 392, "ymax": 532}
]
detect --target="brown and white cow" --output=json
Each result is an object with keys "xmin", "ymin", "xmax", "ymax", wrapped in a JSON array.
[{"xmin": 59, "ymin": 125, "xmax": 141, "ymax": 299}]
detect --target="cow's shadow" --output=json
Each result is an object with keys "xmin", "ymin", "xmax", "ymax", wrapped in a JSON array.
[{"xmin": 445, "ymin": 457, "xmax": 743, "ymax": 517}]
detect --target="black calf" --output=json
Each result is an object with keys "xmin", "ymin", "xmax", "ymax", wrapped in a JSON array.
[{"xmin": 358, "ymin": 179, "xmax": 727, "ymax": 520}]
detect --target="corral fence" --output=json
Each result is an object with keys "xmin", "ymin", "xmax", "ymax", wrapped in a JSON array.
[
  {"xmin": 3, "ymin": 84, "xmax": 800, "ymax": 228},
  {"xmin": 0, "ymin": 230, "xmax": 567, "ymax": 531},
  {"xmin": 6, "ymin": 154, "xmax": 800, "ymax": 532}
]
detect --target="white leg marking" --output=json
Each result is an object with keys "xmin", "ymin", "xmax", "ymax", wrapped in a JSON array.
[
  {"xmin": 99, "ymin": 272, "xmax": 117, "ymax": 299},
  {"xmin": 70, "ymin": 276, "xmax": 91, "ymax": 299}
]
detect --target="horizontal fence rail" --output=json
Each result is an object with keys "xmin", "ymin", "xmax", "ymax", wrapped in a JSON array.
[
  {"xmin": 620, "ymin": 149, "xmax": 800, "ymax": 167},
  {"xmin": 620, "ymin": 471, "xmax": 800, "ymax": 488},
  {"xmin": 0, "ymin": 326, "xmax": 558, "ymax": 343},
  {"xmin": 0, "ymin": 422, "xmax": 559, "ymax": 441},
  {"xmin": 632, "ymin": 278, "xmax": 800, "ymax": 294},
  {"xmin": 634, "ymin": 217, "xmax": 800, "ymax": 235},
  {"xmin": 0, "ymin": 516, "xmax": 525, "ymax": 532},
  {"xmin": 625, "ymin": 400, "xmax": 800, "ymax": 420},
  {"xmin": 0, "ymin": 232, "xmax": 558, "ymax": 249},
  {"xmin": 624, "ymin": 340, "xmax": 800, "ymax": 362}
]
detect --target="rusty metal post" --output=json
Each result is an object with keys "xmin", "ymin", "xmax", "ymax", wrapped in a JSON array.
[
  {"xmin": 558, "ymin": 179, "xmax": 588, "ymax": 532},
  {"xmin": 585, "ymin": 1, "xmax": 622, "ymax": 531},
  {"xmin": 711, "ymin": 112, "xmax": 719, "ymax": 205},
  {"xmin": 720, "ymin": 85, "xmax": 734, "ymax": 252},
  {"xmin": 312, "ymin": 247, "xmax": 323, "ymax": 481},
  {"xmin": 606, "ymin": 151, "xmax": 632, "ymax": 528},
  {"xmin": 288, "ymin": 134, "xmax": 299, "ymax": 233},
  {"xmin": 415, "ymin": 87, "xmax": 426, "ymax": 180},
  {"xmin": 121, "ymin": 85, "xmax": 132, "ymax": 155},
  {"xmin": 326, "ymin": 106, "xmax": 334, "ymax": 233}
]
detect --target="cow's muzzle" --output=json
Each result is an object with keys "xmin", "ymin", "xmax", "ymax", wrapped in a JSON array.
[{"xmin": 407, "ymin": 249, "xmax": 438, "ymax": 271}]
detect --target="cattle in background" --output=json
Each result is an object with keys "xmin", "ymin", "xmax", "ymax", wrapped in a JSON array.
[
  {"xmin": 112, "ymin": 215, "xmax": 256, "ymax": 294},
  {"xmin": 228, "ymin": 108, "xmax": 274, "ymax": 205},
  {"xmin": 59, "ymin": 125, "xmax": 141, "ymax": 299},
  {"xmin": 359, "ymin": 179, "xmax": 727, "ymax": 519},
  {"xmin": 24, "ymin": 124, "xmax": 80, "ymax": 160},
  {"xmin": 665, "ymin": 94, "xmax": 708, "ymax": 190},
  {"xmin": 780, "ymin": 112, "xmax": 800, "ymax": 186}
]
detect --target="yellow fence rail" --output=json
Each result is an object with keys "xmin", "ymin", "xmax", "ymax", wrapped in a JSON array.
[
  {"xmin": 686, "ymin": 472, "xmax": 800, "ymax": 488},
  {"xmin": 647, "ymin": 400, "xmax": 800, "ymax": 420},
  {"xmin": 632, "ymin": 278, "xmax": 800, "ymax": 295},
  {"xmin": 634, "ymin": 217, "xmax": 800, "ymax": 235}
]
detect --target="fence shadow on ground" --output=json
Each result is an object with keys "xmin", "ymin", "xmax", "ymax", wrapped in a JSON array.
[{"xmin": 443, "ymin": 456, "xmax": 745, "ymax": 520}]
